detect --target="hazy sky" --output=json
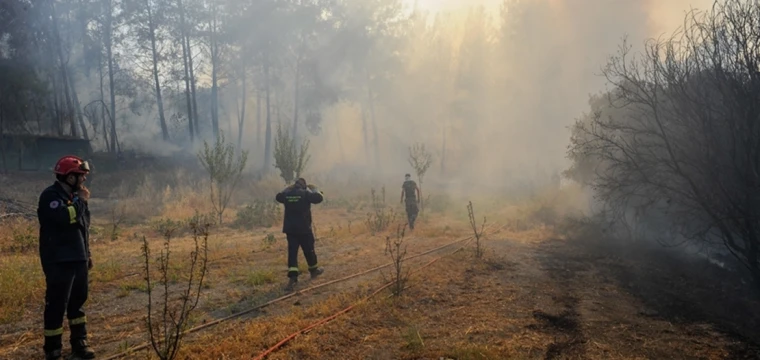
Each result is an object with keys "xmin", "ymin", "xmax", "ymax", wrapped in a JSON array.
[
  {"xmin": 407, "ymin": 0, "xmax": 715, "ymax": 35},
  {"xmin": 411, "ymin": 0, "xmax": 503, "ymax": 13}
]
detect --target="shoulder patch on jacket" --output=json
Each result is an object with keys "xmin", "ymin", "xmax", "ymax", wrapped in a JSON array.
[{"xmin": 49, "ymin": 200, "xmax": 60, "ymax": 209}]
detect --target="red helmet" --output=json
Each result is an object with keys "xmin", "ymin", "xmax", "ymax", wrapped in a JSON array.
[{"xmin": 54, "ymin": 155, "xmax": 90, "ymax": 176}]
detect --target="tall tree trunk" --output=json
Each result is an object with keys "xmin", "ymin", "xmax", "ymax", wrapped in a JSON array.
[
  {"xmin": 146, "ymin": 0, "xmax": 169, "ymax": 141},
  {"xmin": 0, "ymin": 106, "xmax": 6, "ymax": 173},
  {"xmin": 49, "ymin": 74, "xmax": 63, "ymax": 136},
  {"xmin": 227, "ymin": 108, "xmax": 233, "ymax": 136},
  {"xmin": 366, "ymin": 72, "xmax": 380, "ymax": 171},
  {"xmin": 275, "ymin": 100, "xmax": 281, "ymax": 126},
  {"xmin": 187, "ymin": 33, "xmax": 200, "ymax": 136},
  {"xmin": 361, "ymin": 106, "xmax": 369, "ymax": 163},
  {"xmin": 50, "ymin": 0, "xmax": 78, "ymax": 137},
  {"xmin": 63, "ymin": 0, "xmax": 87, "ymax": 137},
  {"xmin": 105, "ymin": 0, "xmax": 118, "ymax": 152},
  {"xmin": 335, "ymin": 108, "xmax": 345, "ymax": 162},
  {"xmin": 102, "ymin": 107, "xmax": 110, "ymax": 150},
  {"xmin": 237, "ymin": 60, "xmax": 247, "ymax": 151},
  {"xmin": 48, "ymin": 96, "xmax": 61, "ymax": 136},
  {"xmin": 98, "ymin": 41, "xmax": 110, "ymax": 150},
  {"xmin": 292, "ymin": 55, "xmax": 302, "ymax": 140},
  {"xmin": 178, "ymin": 0, "xmax": 194, "ymax": 142},
  {"xmin": 68, "ymin": 73, "xmax": 89, "ymax": 139},
  {"xmin": 209, "ymin": 3, "xmax": 220, "ymax": 139},
  {"xmin": 256, "ymin": 91, "xmax": 262, "ymax": 150},
  {"xmin": 440, "ymin": 124, "xmax": 446, "ymax": 175},
  {"xmin": 181, "ymin": 35, "xmax": 194, "ymax": 142},
  {"xmin": 33, "ymin": 99, "xmax": 43, "ymax": 133},
  {"xmin": 43, "ymin": 21, "xmax": 62, "ymax": 135},
  {"xmin": 78, "ymin": 0, "xmax": 92, "ymax": 79},
  {"xmin": 263, "ymin": 54, "xmax": 273, "ymax": 173},
  {"xmin": 102, "ymin": 105, "xmax": 110, "ymax": 150}
]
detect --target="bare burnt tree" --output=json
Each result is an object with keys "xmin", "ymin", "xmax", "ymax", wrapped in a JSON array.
[
  {"xmin": 385, "ymin": 224, "xmax": 409, "ymax": 296},
  {"xmin": 569, "ymin": 0, "xmax": 760, "ymax": 291},
  {"xmin": 142, "ymin": 221, "xmax": 210, "ymax": 360},
  {"xmin": 467, "ymin": 201, "xmax": 486, "ymax": 259}
]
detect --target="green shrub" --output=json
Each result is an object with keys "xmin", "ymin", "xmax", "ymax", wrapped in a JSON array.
[{"xmin": 233, "ymin": 200, "xmax": 281, "ymax": 230}]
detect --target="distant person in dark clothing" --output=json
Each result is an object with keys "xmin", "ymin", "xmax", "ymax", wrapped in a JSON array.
[
  {"xmin": 400, "ymin": 173, "xmax": 421, "ymax": 230},
  {"xmin": 275, "ymin": 177, "xmax": 325, "ymax": 291},
  {"xmin": 38, "ymin": 155, "xmax": 95, "ymax": 360}
]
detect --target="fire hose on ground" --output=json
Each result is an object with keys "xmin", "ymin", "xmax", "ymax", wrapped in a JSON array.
[
  {"xmin": 102, "ymin": 223, "xmax": 502, "ymax": 360},
  {"xmin": 251, "ymin": 231, "xmax": 488, "ymax": 360}
]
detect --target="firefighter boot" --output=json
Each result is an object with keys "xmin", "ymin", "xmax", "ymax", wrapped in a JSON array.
[
  {"xmin": 70, "ymin": 324, "xmax": 95, "ymax": 359},
  {"xmin": 44, "ymin": 334, "xmax": 63, "ymax": 360},
  {"xmin": 69, "ymin": 339, "xmax": 95, "ymax": 359},
  {"xmin": 285, "ymin": 277, "xmax": 298, "ymax": 292},
  {"xmin": 309, "ymin": 267, "xmax": 324, "ymax": 279}
]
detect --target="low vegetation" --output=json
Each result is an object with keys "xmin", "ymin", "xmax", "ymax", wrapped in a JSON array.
[
  {"xmin": 5, "ymin": 0, "xmax": 760, "ymax": 358},
  {"xmin": 0, "ymin": 167, "xmax": 757, "ymax": 359},
  {"xmin": 408, "ymin": 143, "xmax": 433, "ymax": 213},
  {"xmin": 198, "ymin": 133, "xmax": 249, "ymax": 225},
  {"xmin": 467, "ymin": 201, "xmax": 487, "ymax": 259},
  {"xmin": 142, "ymin": 221, "xmax": 210, "ymax": 360},
  {"xmin": 365, "ymin": 187, "xmax": 397, "ymax": 236},
  {"xmin": 386, "ymin": 225, "xmax": 409, "ymax": 297},
  {"xmin": 233, "ymin": 200, "xmax": 281, "ymax": 230},
  {"xmin": 273, "ymin": 123, "xmax": 311, "ymax": 184}
]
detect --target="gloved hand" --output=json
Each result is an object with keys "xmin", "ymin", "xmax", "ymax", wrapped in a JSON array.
[{"xmin": 88, "ymin": 257, "xmax": 93, "ymax": 270}]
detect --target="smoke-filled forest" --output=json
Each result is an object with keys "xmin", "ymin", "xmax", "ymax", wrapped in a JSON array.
[
  {"xmin": 0, "ymin": 0, "xmax": 691, "ymax": 179},
  {"xmin": 2, "ymin": 0, "xmax": 760, "ymax": 359}
]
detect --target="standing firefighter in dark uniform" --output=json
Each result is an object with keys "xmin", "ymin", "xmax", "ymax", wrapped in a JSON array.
[
  {"xmin": 276, "ymin": 177, "xmax": 325, "ymax": 291},
  {"xmin": 38, "ymin": 155, "xmax": 95, "ymax": 360},
  {"xmin": 400, "ymin": 173, "xmax": 421, "ymax": 230}
]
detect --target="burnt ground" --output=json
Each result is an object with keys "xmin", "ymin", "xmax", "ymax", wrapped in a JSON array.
[
  {"xmin": 186, "ymin": 233, "xmax": 760, "ymax": 360},
  {"xmin": 568, "ymin": 238, "xmax": 760, "ymax": 359},
  {"xmin": 533, "ymin": 236, "xmax": 760, "ymax": 360}
]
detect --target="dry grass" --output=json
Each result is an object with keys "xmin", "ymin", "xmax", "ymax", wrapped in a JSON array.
[
  {"xmin": 0, "ymin": 217, "xmax": 37, "ymax": 254},
  {"xmin": 174, "ymin": 240, "xmax": 753, "ymax": 360},
  {"xmin": 232, "ymin": 252, "xmax": 545, "ymax": 360},
  {"xmin": 0, "ymin": 254, "xmax": 45, "ymax": 324},
  {"xmin": 1, "ymin": 170, "xmax": 757, "ymax": 360},
  {"xmin": 0, "ymin": 168, "xmax": 474, "ymax": 358}
]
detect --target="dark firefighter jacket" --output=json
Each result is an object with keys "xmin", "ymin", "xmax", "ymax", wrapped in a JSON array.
[
  {"xmin": 275, "ymin": 187, "xmax": 323, "ymax": 234},
  {"xmin": 37, "ymin": 182, "xmax": 91, "ymax": 264}
]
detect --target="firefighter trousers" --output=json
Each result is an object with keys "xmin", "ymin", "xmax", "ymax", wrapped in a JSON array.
[
  {"xmin": 42, "ymin": 261, "xmax": 89, "ymax": 350},
  {"xmin": 286, "ymin": 232, "xmax": 319, "ymax": 278},
  {"xmin": 405, "ymin": 201, "xmax": 419, "ymax": 229}
]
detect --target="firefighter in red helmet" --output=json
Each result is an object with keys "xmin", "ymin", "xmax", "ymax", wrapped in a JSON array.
[{"xmin": 38, "ymin": 155, "xmax": 95, "ymax": 359}]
